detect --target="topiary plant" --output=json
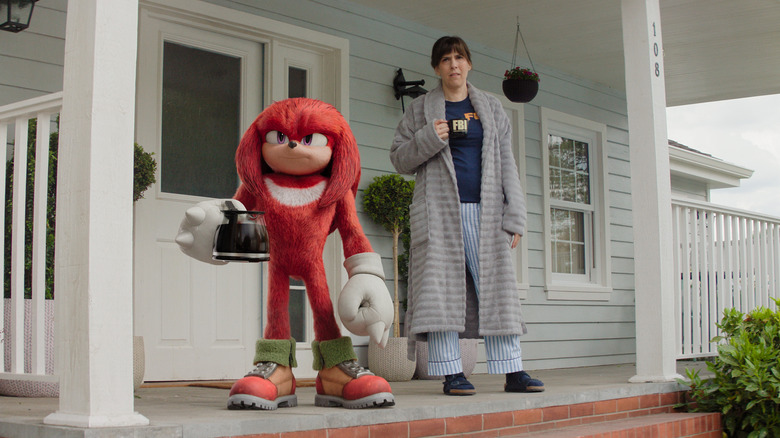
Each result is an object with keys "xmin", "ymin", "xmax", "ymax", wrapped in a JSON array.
[
  {"xmin": 679, "ymin": 298, "xmax": 780, "ymax": 437},
  {"xmin": 133, "ymin": 143, "xmax": 157, "ymax": 202},
  {"xmin": 362, "ymin": 174, "xmax": 414, "ymax": 338}
]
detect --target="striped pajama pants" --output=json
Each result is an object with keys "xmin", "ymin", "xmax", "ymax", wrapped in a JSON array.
[{"xmin": 427, "ymin": 202, "xmax": 524, "ymax": 376}]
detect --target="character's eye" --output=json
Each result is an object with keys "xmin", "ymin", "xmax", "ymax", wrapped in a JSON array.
[
  {"xmin": 300, "ymin": 133, "xmax": 328, "ymax": 147},
  {"xmin": 265, "ymin": 131, "xmax": 288, "ymax": 144}
]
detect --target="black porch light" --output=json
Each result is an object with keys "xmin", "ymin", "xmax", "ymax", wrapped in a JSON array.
[
  {"xmin": 393, "ymin": 68, "xmax": 427, "ymax": 112},
  {"xmin": 1, "ymin": 0, "xmax": 37, "ymax": 33}
]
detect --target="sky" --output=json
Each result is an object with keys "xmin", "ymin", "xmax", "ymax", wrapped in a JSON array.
[{"xmin": 666, "ymin": 93, "xmax": 780, "ymax": 218}]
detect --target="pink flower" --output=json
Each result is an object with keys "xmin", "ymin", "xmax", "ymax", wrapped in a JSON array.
[{"xmin": 503, "ymin": 67, "xmax": 540, "ymax": 82}]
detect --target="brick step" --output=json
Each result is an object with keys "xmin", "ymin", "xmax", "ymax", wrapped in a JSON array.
[
  {"xmin": 510, "ymin": 412, "xmax": 722, "ymax": 438},
  {"xmin": 245, "ymin": 392, "xmax": 721, "ymax": 438}
]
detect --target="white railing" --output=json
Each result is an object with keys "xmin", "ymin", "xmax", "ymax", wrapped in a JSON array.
[
  {"xmin": 673, "ymin": 197, "xmax": 780, "ymax": 359},
  {"xmin": 0, "ymin": 92, "xmax": 62, "ymax": 385}
]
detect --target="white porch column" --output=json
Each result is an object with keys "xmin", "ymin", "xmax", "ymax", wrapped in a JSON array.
[
  {"xmin": 621, "ymin": 0, "xmax": 681, "ymax": 382},
  {"xmin": 43, "ymin": 0, "xmax": 149, "ymax": 428}
]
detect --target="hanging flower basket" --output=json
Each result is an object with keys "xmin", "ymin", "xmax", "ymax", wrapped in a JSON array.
[
  {"xmin": 502, "ymin": 18, "xmax": 540, "ymax": 103},
  {"xmin": 502, "ymin": 76, "xmax": 539, "ymax": 103}
]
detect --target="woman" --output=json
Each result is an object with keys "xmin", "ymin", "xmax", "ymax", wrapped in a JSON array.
[{"xmin": 390, "ymin": 36, "xmax": 544, "ymax": 395}]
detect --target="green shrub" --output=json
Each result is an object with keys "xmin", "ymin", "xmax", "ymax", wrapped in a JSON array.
[{"xmin": 680, "ymin": 298, "xmax": 780, "ymax": 437}]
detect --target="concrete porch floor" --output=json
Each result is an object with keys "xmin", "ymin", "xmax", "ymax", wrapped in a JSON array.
[{"xmin": 0, "ymin": 362, "xmax": 708, "ymax": 438}]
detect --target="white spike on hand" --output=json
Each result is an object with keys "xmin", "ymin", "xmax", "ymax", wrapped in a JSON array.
[
  {"xmin": 367, "ymin": 322, "xmax": 390, "ymax": 348},
  {"xmin": 174, "ymin": 231, "xmax": 194, "ymax": 248},
  {"xmin": 184, "ymin": 207, "xmax": 206, "ymax": 226}
]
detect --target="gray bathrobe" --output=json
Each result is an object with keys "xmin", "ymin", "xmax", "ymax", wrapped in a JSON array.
[{"xmin": 390, "ymin": 82, "xmax": 528, "ymax": 359}]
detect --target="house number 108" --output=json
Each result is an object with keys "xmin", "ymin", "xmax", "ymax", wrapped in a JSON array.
[{"xmin": 652, "ymin": 22, "xmax": 660, "ymax": 77}]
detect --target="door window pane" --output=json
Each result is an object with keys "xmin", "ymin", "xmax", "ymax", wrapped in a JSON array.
[
  {"xmin": 288, "ymin": 279, "xmax": 306, "ymax": 342},
  {"xmin": 161, "ymin": 41, "xmax": 241, "ymax": 198},
  {"xmin": 288, "ymin": 67, "xmax": 307, "ymax": 98}
]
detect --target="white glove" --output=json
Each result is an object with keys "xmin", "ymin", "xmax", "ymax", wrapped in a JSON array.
[
  {"xmin": 338, "ymin": 252, "xmax": 393, "ymax": 348},
  {"xmin": 174, "ymin": 199, "xmax": 246, "ymax": 265}
]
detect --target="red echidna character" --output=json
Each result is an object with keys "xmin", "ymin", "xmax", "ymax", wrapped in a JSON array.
[{"xmin": 176, "ymin": 98, "xmax": 394, "ymax": 410}]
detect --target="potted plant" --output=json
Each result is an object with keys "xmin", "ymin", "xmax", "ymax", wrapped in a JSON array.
[
  {"xmin": 130, "ymin": 142, "xmax": 156, "ymax": 390},
  {"xmin": 502, "ymin": 66, "xmax": 539, "ymax": 103},
  {"xmin": 361, "ymin": 174, "xmax": 416, "ymax": 381}
]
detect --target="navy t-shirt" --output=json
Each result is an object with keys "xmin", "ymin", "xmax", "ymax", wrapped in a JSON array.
[{"xmin": 446, "ymin": 98, "xmax": 483, "ymax": 202}]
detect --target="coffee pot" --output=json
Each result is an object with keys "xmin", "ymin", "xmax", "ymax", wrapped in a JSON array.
[{"xmin": 212, "ymin": 200, "xmax": 270, "ymax": 262}]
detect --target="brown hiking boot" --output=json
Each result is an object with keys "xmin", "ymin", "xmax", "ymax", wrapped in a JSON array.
[
  {"xmin": 228, "ymin": 362, "xmax": 297, "ymax": 410},
  {"xmin": 315, "ymin": 359, "xmax": 394, "ymax": 409}
]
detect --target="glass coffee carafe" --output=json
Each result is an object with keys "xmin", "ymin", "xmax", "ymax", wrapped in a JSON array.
[{"xmin": 212, "ymin": 201, "xmax": 270, "ymax": 262}]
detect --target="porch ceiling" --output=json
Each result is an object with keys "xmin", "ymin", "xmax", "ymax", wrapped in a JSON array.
[{"xmin": 348, "ymin": 0, "xmax": 780, "ymax": 107}]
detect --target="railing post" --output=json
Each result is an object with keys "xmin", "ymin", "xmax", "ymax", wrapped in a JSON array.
[
  {"xmin": 32, "ymin": 112, "xmax": 52, "ymax": 375},
  {"xmin": 680, "ymin": 206, "xmax": 692, "ymax": 357},
  {"xmin": 0, "ymin": 120, "xmax": 5, "ymax": 357},
  {"xmin": 10, "ymin": 117, "xmax": 29, "ymax": 374}
]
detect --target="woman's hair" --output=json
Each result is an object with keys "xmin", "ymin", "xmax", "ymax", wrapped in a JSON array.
[{"xmin": 430, "ymin": 36, "xmax": 472, "ymax": 69}]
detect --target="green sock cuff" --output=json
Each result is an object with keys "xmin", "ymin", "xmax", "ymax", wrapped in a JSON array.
[
  {"xmin": 311, "ymin": 336, "xmax": 357, "ymax": 370},
  {"xmin": 254, "ymin": 338, "xmax": 297, "ymax": 368}
]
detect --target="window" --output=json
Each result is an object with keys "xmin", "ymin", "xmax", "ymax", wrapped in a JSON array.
[
  {"xmin": 288, "ymin": 279, "xmax": 307, "ymax": 342},
  {"xmin": 160, "ymin": 41, "xmax": 244, "ymax": 198},
  {"xmin": 549, "ymin": 136, "xmax": 591, "ymax": 280},
  {"xmin": 288, "ymin": 66, "xmax": 307, "ymax": 98},
  {"xmin": 541, "ymin": 109, "xmax": 612, "ymax": 300}
]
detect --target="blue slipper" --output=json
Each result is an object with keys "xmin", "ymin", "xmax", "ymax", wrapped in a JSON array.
[
  {"xmin": 505, "ymin": 371, "xmax": 544, "ymax": 392},
  {"xmin": 443, "ymin": 372, "xmax": 476, "ymax": 396}
]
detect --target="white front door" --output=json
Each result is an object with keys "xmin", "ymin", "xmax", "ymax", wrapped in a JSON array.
[
  {"xmin": 134, "ymin": 5, "xmax": 343, "ymax": 381},
  {"xmin": 134, "ymin": 15, "xmax": 264, "ymax": 381}
]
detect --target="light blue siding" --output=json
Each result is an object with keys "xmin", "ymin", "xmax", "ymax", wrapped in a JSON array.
[{"xmin": 0, "ymin": 1, "xmax": 67, "ymax": 106}]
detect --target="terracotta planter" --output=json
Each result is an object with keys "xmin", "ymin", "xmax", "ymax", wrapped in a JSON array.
[
  {"xmin": 414, "ymin": 338, "xmax": 479, "ymax": 380},
  {"xmin": 367, "ymin": 337, "xmax": 416, "ymax": 382},
  {"xmin": 502, "ymin": 78, "xmax": 539, "ymax": 103}
]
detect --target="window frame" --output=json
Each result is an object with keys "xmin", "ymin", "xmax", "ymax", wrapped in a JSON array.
[{"xmin": 541, "ymin": 108, "xmax": 612, "ymax": 300}]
